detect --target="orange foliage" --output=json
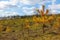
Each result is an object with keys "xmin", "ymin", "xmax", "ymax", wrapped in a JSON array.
[
  {"xmin": 52, "ymin": 22, "xmax": 60, "ymax": 29},
  {"xmin": 6, "ymin": 27, "xmax": 12, "ymax": 32},
  {"xmin": 25, "ymin": 19, "xmax": 30, "ymax": 28}
]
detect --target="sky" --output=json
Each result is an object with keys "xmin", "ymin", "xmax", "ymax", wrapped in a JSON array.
[{"xmin": 0, "ymin": 0, "xmax": 60, "ymax": 17}]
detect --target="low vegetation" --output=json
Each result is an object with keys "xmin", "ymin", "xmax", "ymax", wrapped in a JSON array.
[{"xmin": 0, "ymin": 5, "xmax": 60, "ymax": 40}]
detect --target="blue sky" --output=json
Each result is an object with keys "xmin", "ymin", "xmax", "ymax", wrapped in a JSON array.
[{"xmin": 0, "ymin": 0, "xmax": 60, "ymax": 17}]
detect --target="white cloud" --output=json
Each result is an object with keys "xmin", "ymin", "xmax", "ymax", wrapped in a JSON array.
[
  {"xmin": 0, "ymin": 11, "xmax": 19, "ymax": 17},
  {"xmin": 22, "ymin": 7, "xmax": 35, "ymax": 15},
  {"xmin": 5, "ymin": 12, "xmax": 19, "ymax": 16},
  {"xmin": 0, "ymin": 0, "xmax": 52, "ymax": 9},
  {"xmin": 48, "ymin": 0, "xmax": 60, "ymax": 13},
  {"xmin": 9, "ymin": 0, "xmax": 18, "ymax": 5},
  {"xmin": 48, "ymin": 4, "xmax": 60, "ymax": 13},
  {"xmin": 51, "ymin": 10, "xmax": 60, "ymax": 13},
  {"xmin": 0, "ymin": 0, "xmax": 18, "ymax": 9},
  {"xmin": 20, "ymin": 0, "xmax": 31, "ymax": 5},
  {"xmin": 0, "ymin": 1, "xmax": 9, "ymax": 9},
  {"xmin": 0, "ymin": 0, "xmax": 59, "ymax": 17},
  {"xmin": 52, "ymin": 0, "xmax": 56, "ymax": 4},
  {"xmin": 20, "ymin": 0, "xmax": 51, "ymax": 5},
  {"xmin": 48, "ymin": 4, "xmax": 60, "ymax": 10},
  {"xmin": 0, "ymin": 0, "xmax": 19, "ymax": 17}
]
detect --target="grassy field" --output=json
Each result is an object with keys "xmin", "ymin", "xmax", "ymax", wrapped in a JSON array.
[{"xmin": 0, "ymin": 14, "xmax": 60, "ymax": 40}]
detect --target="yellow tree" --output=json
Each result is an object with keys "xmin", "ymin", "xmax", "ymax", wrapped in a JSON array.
[
  {"xmin": 25, "ymin": 19, "xmax": 30, "ymax": 28},
  {"xmin": 36, "ymin": 5, "xmax": 49, "ymax": 23},
  {"xmin": 6, "ymin": 26, "xmax": 12, "ymax": 32},
  {"xmin": 36, "ymin": 5, "xmax": 49, "ymax": 33}
]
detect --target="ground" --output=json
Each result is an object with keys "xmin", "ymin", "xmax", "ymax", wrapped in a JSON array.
[{"xmin": 0, "ymin": 15, "xmax": 60, "ymax": 40}]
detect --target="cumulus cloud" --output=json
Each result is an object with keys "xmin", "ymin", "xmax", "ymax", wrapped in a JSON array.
[
  {"xmin": 0, "ymin": 0, "xmax": 60, "ymax": 17},
  {"xmin": 9, "ymin": 0, "xmax": 18, "ymax": 5},
  {"xmin": 0, "ymin": 0, "xmax": 19, "ymax": 9},
  {"xmin": 50, "ymin": 10, "xmax": 60, "ymax": 14},
  {"xmin": 0, "ymin": 1, "xmax": 9, "ymax": 9},
  {"xmin": 0, "ymin": 0, "xmax": 52, "ymax": 9},
  {"xmin": 22, "ymin": 7, "xmax": 36, "ymax": 15},
  {"xmin": 48, "ymin": 4, "xmax": 60, "ymax": 13},
  {"xmin": 0, "ymin": 0, "xmax": 53, "ymax": 9},
  {"xmin": 48, "ymin": 4, "xmax": 60, "ymax": 10},
  {"xmin": 0, "ymin": 0, "xmax": 19, "ymax": 17},
  {"xmin": 20, "ymin": 0, "xmax": 31, "ymax": 5},
  {"xmin": 20, "ymin": 0, "xmax": 52, "ymax": 15},
  {"xmin": 48, "ymin": 0, "xmax": 60, "ymax": 13},
  {"xmin": 20, "ymin": 0, "xmax": 51, "ymax": 5},
  {"xmin": 0, "ymin": 11, "xmax": 19, "ymax": 17}
]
